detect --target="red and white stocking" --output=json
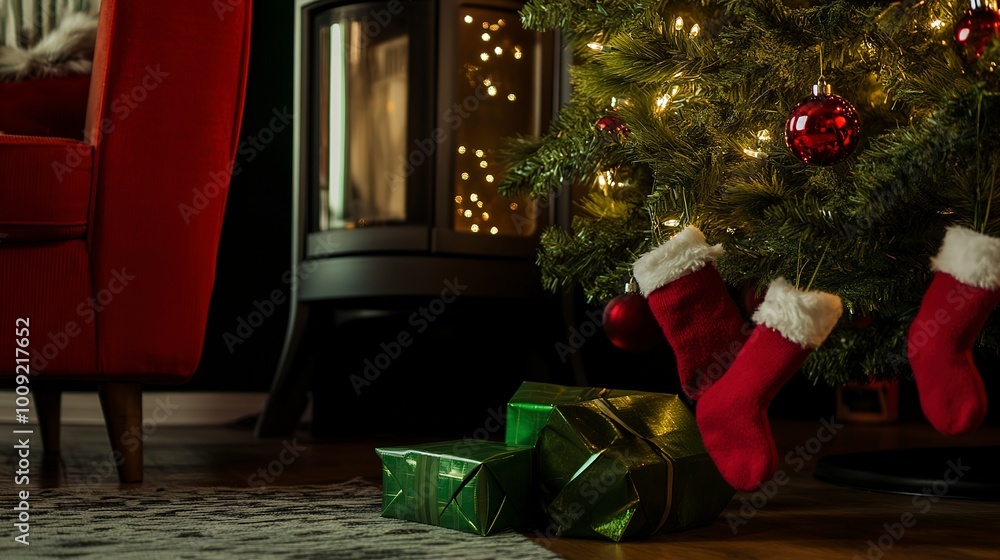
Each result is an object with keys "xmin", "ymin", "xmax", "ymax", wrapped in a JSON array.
[
  {"xmin": 632, "ymin": 226, "xmax": 750, "ymax": 400},
  {"xmin": 696, "ymin": 277, "xmax": 842, "ymax": 492},
  {"xmin": 909, "ymin": 225, "xmax": 1000, "ymax": 436}
]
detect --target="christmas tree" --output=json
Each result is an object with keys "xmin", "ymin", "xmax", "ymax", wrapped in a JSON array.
[{"xmin": 498, "ymin": 0, "xmax": 1000, "ymax": 390}]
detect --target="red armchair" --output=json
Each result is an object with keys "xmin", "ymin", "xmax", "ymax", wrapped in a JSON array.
[{"xmin": 0, "ymin": 0, "xmax": 252, "ymax": 482}]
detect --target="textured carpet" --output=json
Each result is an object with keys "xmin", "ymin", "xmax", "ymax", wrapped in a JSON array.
[{"xmin": 9, "ymin": 478, "xmax": 564, "ymax": 559}]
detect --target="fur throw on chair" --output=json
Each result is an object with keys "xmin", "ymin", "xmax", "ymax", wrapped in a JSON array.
[{"xmin": 0, "ymin": 10, "xmax": 99, "ymax": 82}]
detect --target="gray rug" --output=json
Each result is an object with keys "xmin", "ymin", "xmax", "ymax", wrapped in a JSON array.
[{"xmin": 9, "ymin": 478, "xmax": 564, "ymax": 559}]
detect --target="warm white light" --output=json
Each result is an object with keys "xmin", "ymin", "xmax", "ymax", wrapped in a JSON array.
[
  {"xmin": 656, "ymin": 94, "xmax": 670, "ymax": 110},
  {"xmin": 458, "ymin": 145, "xmax": 466, "ymax": 154},
  {"xmin": 470, "ymin": 193, "xmax": 479, "ymax": 202},
  {"xmin": 507, "ymin": 94, "xmax": 516, "ymax": 101},
  {"xmin": 509, "ymin": 203, "xmax": 518, "ymax": 210},
  {"xmin": 757, "ymin": 129, "xmax": 772, "ymax": 142},
  {"xmin": 454, "ymin": 195, "xmax": 463, "ymax": 203},
  {"xmin": 490, "ymin": 24, "xmax": 499, "ymax": 31},
  {"xmin": 487, "ymin": 85, "xmax": 498, "ymax": 96},
  {"xmin": 513, "ymin": 47, "xmax": 523, "ymax": 59},
  {"xmin": 475, "ymin": 149, "xmax": 485, "ymax": 157},
  {"xmin": 477, "ymin": 201, "xmax": 484, "ymax": 208},
  {"xmin": 464, "ymin": 210, "xmax": 473, "ymax": 218},
  {"xmin": 480, "ymin": 161, "xmax": 488, "ymax": 168},
  {"xmin": 587, "ymin": 42, "xmax": 603, "ymax": 51},
  {"xmin": 482, "ymin": 212, "xmax": 490, "ymax": 220},
  {"xmin": 494, "ymin": 46, "xmax": 503, "ymax": 55},
  {"xmin": 471, "ymin": 224, "xmax": 480, "ymax": 232},
  {"xmin": 464, "ymin": 15, "xmax": 473, "ymax": 23},
  {"xmin": 327, "ymin": 23, "xmax": 347, "ymax": 227},
  {"xmin": 482, "ymin": 32, "xmax": 491, "ymax": 41},
  {"xmin": 930, "ymin": 19, "xmax": 944, "ymax": 29},
  {"xmin": 461, "ymin": 172, "xmax": 469, "ymax": 180},
  {"xmin": 663, "ymin": 219, "xmax": 681, "ymax": 227},
  {"xmin": 483, "ymin": 79, "xmax": 492, "ymax": 86},
  {"xmin": 486, "ymin": 174, "xmax": 494, "ymax": 182},
  {"xmin": 497, "ymin": 19, "xmax": 505, "ymax": 27},
  {"xmin": 689, "ymin": 24, "xmax": 700, "ymax": 37},
  {"xmin": 598, "ymin": 174, "xmax": 608, "ymax": 187},
  {"xmin": 490, "ymin": 226, "xmax": 499, "ymax": 234},
  {"xmin": 674, "ymin": 17, "xmax": 684, "ymax": 31},
  {"xmin": 480, "ymin": 53, "xmax": 490, "ymax": 61}
]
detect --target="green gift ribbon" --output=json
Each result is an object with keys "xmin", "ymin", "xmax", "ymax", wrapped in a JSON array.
[
  {"xmin": 376, "ymin": 440, "xmax": 535, "ymax": 536},
  {"xmin": 589, "ymin": 397, "xmax": 674, "ymax": 534},
  {"xmin": 413, "ymin": 453, "xmax": 439, "ymax": 525}
]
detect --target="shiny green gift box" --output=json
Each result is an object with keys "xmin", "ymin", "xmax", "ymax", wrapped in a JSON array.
[
  {"xmin": 376, "ymin": 440, "xmax": 535, "ymax": 536},
  {"xmin": 505, "ymin": 380, "xmax": 653, "ymax": 446},
  {"xmin": 517, "ymin": 384, "xmax": 735, "ymax": 542}
]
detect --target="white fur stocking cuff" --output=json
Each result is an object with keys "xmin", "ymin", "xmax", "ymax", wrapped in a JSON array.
[
  {"xmin": 632, "ymin": 226, "xmax": 724, "ymax": 296},
  {"xmin": 931, "ymin": 225, "xmax": 1000, "ymax": 290},
  {"xmin": 752, "ymin": 277, "xmax": 843, "ymax": 349}
]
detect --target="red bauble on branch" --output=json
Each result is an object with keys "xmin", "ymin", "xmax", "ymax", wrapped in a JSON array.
[
  {"xmin": 954, "ymin": 1, "xmax": 1000, "ymax": 65},
  {"xmin": 785, "ymin": 80, "xmax": 861, "ymax": 166},
  {"xmin": 602, "ymin": 281, "xmax": 665, "ymax": 352},
  {"xmin": 595, "ymin": 115, "xmax": 629, "ymax": 143}
]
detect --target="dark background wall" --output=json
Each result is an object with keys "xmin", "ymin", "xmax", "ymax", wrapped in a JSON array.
[{"xmin": 182, "ymin": 0, "xmax": 297, "ymax": 393}]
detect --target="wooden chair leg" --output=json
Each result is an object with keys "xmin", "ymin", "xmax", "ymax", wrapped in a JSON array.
[
  {"xmin": 35, "ymin": 388, "xmax": 62, "ymax": 455},
  {"xmin": 98, "ymin": 383, "xmax": 143, "ymax": 483}
]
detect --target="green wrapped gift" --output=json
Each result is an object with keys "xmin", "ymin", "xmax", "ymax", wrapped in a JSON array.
[
  {"xmin": 376, "ymin": 440, "xmax": 536, "ymax": 536},
  {"xmin": 533, "ymin": 390, "xmax": 735, "ymax": 542},
  {"xmin": 505, "ymin": 381, "xmax": 653, "ymax": 446}
]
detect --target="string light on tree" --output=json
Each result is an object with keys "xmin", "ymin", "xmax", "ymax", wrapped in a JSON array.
[
  {"xmin": 784, "ymin": 79, "xmax": 861, "ymax": 166},
  {"xmin": 953, "ymin": 0, "xmax": 1000, "ymax": 65},
  {"xmin": 743, "ymin": 129, "xmax": 773, "ymax": 159}
]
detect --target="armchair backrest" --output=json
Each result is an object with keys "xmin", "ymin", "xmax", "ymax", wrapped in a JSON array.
[{"xmin": 82, "ymin": 0, "xmax": 252, "ymax": 378}]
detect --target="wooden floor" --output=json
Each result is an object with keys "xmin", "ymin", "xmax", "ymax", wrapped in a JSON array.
[{"xmin": 11, "ymin": 415, "xmax": 1000, "ymax": 559}]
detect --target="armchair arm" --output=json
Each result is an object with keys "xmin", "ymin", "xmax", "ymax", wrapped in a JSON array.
[{"xmin": 0, "ymin": 134, "xmax": 93, "ymax": 242}]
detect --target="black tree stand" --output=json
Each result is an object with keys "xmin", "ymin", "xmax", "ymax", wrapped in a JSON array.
[{"xmin": 814, "ymin": 445, "xmax": 1000, "ymax": 501}]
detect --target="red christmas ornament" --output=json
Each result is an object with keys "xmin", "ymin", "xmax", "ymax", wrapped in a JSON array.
[
  {"xmin": 602, "ymin": 281, "xmax": 664, "ymax": 352},
  {"xmin": 595, "ymin": 115, "xmax": 629, "ymax": 143},
  {"xmin": 953, "ymin": 1, "xmax": 1000, "ymax": 64},
  {"xmin": 784, "ymin": 80, "xmax": 861, "ymax": 166}
]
